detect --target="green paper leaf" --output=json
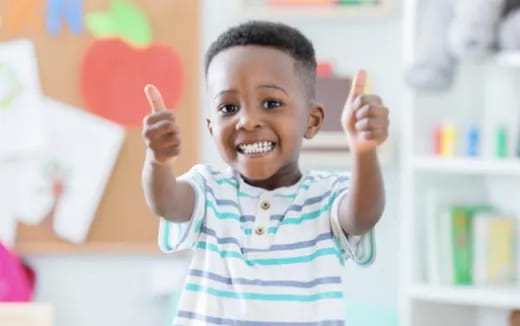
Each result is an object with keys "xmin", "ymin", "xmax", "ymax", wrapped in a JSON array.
[
  {"xmin": 85, "ymin": 0, "xmax": 152, "ymax": 47},
  {"xmin": 86, "ymin": 13, "xmax": 118, "ymax": 37}
]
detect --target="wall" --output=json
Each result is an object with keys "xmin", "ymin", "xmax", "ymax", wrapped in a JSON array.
[{"xmin": 24, "ymin": 1, "xmax": 403, "ymax": 325}]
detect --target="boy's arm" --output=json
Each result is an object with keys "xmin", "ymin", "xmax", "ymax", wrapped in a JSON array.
[
  {"xmin": 338, "ymin": 149, "xmax": 384, "ymax": 235},
  {"xmin": 339, "ymin": 70, "xmax": 389, "ymax": 235},
  {"xmin": 142, "ymin": 154, "xmax": 194, "ymax": 222},
  {"xmin": 141, "ymin": 85, "xmax": 195, "ymax": 222}
]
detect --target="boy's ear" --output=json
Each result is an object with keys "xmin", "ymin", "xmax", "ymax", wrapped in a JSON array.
[
  {"xmin": 304, "ymin": 102, "xmax": 324, "ymax": 139},
  {"xmin": 206, "ymin": 118, "xmax": 213, "ymax": 136}
]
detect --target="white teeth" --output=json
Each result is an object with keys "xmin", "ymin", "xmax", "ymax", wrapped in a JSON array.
[{"xmin": 238, "ymin": 141, "xmax": 274, "ymax": 155}]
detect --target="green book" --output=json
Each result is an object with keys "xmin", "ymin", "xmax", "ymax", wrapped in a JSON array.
[
  {"xmin": 450, "ymin": 205, "xmax": 492, "ymax": 285},
  {"xmin": 451, "ymin": 207, "xmax": 472, "ymax": 285}
]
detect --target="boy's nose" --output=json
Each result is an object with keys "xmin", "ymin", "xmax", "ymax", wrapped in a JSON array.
[{"xmin": 235, "ymin": 110, "xmax": 263, "ymax": 131}]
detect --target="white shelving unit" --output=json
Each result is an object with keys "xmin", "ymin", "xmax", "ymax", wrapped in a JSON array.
[
  {"xmin": 495, "ymin": 51, "xmax": 520, "ymax": 67},
  {"xmin": 412, "ymin": 157, "xmax": 520, "ymax": 175},
  {"xmin": 410, "ymin": 284, "xmax": 520, "ymax": 310},
  {"xmin": 400, "ymin": 1, "xmax": 520, "ymax": 325}
]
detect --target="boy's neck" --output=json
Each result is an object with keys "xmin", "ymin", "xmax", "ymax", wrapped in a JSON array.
[{"xmin": 239, "ymin": 163, "xmax": 302, "ymax": 191}]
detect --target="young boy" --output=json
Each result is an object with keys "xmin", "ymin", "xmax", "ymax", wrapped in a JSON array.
[{"xmin": 142, "ymin": 21, "xmax": 388, "ymax": 325}]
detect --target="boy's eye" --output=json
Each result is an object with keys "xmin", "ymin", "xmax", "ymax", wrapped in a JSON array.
[
  {"xmin": 263, "ymin": 100, "xmax": 282, "ymax": 110},
  {"xmin": 219, "ymin": 104, "xmax": 240, "ymax": 114}
]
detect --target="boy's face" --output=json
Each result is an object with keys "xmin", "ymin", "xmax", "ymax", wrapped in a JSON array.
[{"xmin": 206, "ymin": 46, "xmax": 323, "ymax": 186}]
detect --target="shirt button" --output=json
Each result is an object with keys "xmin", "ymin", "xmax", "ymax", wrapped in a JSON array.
[
  {"xmin": 260, "ymin": 200, "xmax": 270, "ymax": 210},
  {"xmin": 255, "ymin": 226, "xmax": 265, "ymax": 235}
]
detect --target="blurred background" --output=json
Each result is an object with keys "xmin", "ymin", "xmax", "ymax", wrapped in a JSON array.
[{"xmin": 0, "ymin": 0, "xmax": 519, "ymax": 325}]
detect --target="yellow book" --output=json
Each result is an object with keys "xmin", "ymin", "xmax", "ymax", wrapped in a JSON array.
[{"xmin": 488, "ymin": 216, "xmax": 516, "ymax": 283}]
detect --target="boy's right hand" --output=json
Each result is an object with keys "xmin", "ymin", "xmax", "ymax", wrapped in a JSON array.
[{"xmin": 142, "ymin": 84, "xmax": 181, "ymax": 165}]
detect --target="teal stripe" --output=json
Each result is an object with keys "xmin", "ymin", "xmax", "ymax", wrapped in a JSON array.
[
  {"xmin": 206, "ymin": 200, "xmax": 241, "ymax": 221},
  {"xmin": 281, "ymin": 196, "xmax": 336, "ymax": 225},
  {"xmin": 298, "ymin": 179, "xmax": 320, "ymax": 190},
  {"xmin": 214, "ymin": 178, "xmax": 238, "ymax": 187},
  {"xmin": 197, "ymin": 242, "xmax": 244, "ymax": 260},
  {"xmin": 358, "ymin": 230, "xmax": 375, "ymax": 266},
  {"xmin": 274, "ymin": 193, "xmax": 297, "ymax": 199},
  {"xmin": 333, "ymin": 235, "xmax": 346, "ymax": 266},
  {"xmin": 299, "ymin": 184, "xmax": 310, "ymax": 190},
  {"xmin": 254, "ymin": 248, "xmax": 342, "ymax": 265},
  {"xmin": 295, "ymin": 174, "xmax": 349, "ymax": 192},
  {"xmin": 196, "ymin": 241, "xmax": 343, "ymax": 266},
  {"xmin": 185, "ymin": 283, "xmax": 343, "ymax": 302},
  {"xmin": 195, "ymin": 218, "xmax": 204, "ymax": 233},
  {"xmin": 207, "ymin": 191, "xmax": 342, "ymax": 235},
  {"xmin": 238, "ymin": 191, "xmax": 257, "ymax": 199},
  {"xmin": 163, "ymin": 222, "xmax": 174, "ymax": 251}
]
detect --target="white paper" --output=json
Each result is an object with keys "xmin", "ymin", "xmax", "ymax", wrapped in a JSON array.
[
  {"xmin": 2, "ymin": 157, "xmax": 54, "ymax": 225},
  {"xmin": 40, "ymin": 98, "xmax": 125, "ymax": 243},
  {"xmin": 0, "ymin": 39, "xmax": 46, "ymax": 159},
  {"xmin": 0, "ymin": 216, "xmax": 16, "ymax": 249},
  {"xmin": 0, "ymin": 163, "xmax": 18, "ymax": 248}
]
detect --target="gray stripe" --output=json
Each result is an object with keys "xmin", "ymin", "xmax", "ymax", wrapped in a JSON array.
[
  {"xmin": 240, "ymin": 215, "xmax": 255, "ymax": 223},
  {"xmin": 189, "ymin": 269, "xmax": 341, "ymax": 288},
  {"xmin": 209, "ymin": 168, "xmax": 224, "ymax": 176},
  {"xmin": 263, "ymin": 232, "xmax": 333, "ymax": 252},
  {"xmin": 239, "ymin": 191, "xmax": 335, "ymax": 224},
  {"xmin": 240, "ymin": 214, "xmax": 284, "ymax": 223},
  {"xmin": 283, "ymin": 191, "xmax": 331, "ymax": 215},
  {"xmin": 330, "ymin": 176, "xmax": 349, "ymax": 189},
  {"xmin": 207, "ymin": 186, "xmax": 241, "ymax": 210},
  {"xmin": 200, "ymin": 226, "xmax": 242, "ymax": 250},
  {"xmin": 304, "ymin": 174, "xmax": 347, "ymax": 183},
  {"xmin": 206, "ymin": 188, "xmax": 333, "ymax": 224},
  {"xmin": 200, "ymin": 226, "xmax": 333, "ymax": 253},
  {"xmin": 177, "ymin": 311, "xmax": 344, "ymax": 326}
]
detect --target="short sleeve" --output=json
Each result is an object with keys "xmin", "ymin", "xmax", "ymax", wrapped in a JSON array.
[
  {"xmin": 329, "ymin": 174, "xmax": 376, "ymax": 266},
  {"xmin": 158, "ymin": 165, "xmax": 207, "ymax": 253}
]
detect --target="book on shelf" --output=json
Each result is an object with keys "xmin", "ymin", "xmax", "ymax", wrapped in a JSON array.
[
  {"xmin": 473, "ymin": 213, "xmax": 516, "ymax": 285},
  {"xmin": 425, "ymin": 196, "xmax": 516, "ymax": 286},
  {"xmin": 438, "ymin": 205, "xmax": 492, "ymax": 285}
]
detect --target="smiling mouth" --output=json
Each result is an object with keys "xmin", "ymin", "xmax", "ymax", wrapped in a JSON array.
[{"xmin": 236, "ymin": 141, "xmax": 276, "ymax": 155}]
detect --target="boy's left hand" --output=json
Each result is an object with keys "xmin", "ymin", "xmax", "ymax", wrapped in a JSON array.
[{"xmin": 341, "ymin": 70, "xmax": 389, "ymax": 154}]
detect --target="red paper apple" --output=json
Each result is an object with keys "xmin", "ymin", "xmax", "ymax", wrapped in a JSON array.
[
  {"xmin": 80, "ymin": 39, "xmax": 183, "ymax": 127},
  {"xmin": 80, "ymin": 0, "xmax": 183, "ymax": 128}
]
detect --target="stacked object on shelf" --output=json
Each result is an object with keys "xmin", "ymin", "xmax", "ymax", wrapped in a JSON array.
[{"xmin": 426, "ymin": 197, "xmax": 517, "ymax": 286}]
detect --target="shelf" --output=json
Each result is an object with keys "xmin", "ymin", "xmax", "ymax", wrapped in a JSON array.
[
  {"xmin": 412, "ymin": 156, "xmax": 520, "ymax": 175},
  {"xmin": 410, "ymin": 284, "xmax": 520, "ymax": 309},
  {"xmin": 234, "ymin": 0, "xmax": 391, "ymax": 20},
  {"xmin": 15, "ymin": 242, "xmax": 161, "ymax": 255},
  {"xmin": 0, "ymin": 303, "xmax": 53, "ymax": 325},
  {"xmin": 494, "ymin": 51, "xmax": 520, "ymax": 68}
]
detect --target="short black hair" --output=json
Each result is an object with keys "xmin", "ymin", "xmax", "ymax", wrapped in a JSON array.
[{"xmin": 205, "ymin": 21, "xmax": 317, "ymax": 98}]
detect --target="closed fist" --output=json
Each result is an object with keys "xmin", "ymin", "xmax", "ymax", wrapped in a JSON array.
[{"xmin": 142, "ymin": 84, "xmax": 181, "ymax": 165}]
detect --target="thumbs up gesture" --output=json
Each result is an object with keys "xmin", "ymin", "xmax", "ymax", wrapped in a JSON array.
[
  {"xmin": 341, "ymin": 70, "xmax": 389, "ymax": 154},
  {"xmin": 142, "ymin": 84, "xmax": 181, "ymax": 165}
]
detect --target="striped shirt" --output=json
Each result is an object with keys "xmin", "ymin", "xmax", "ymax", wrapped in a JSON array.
[{"xmin": 159, "ymin": 164, "xmax": 375, "ymax": 325}]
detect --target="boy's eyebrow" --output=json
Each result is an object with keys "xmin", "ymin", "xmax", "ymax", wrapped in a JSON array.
[
  {"xmin": 258, "ymin": 84, "xmax": 288, "ymax": 94},
  {"xmin": 213, "ymin": 85, "xmax": 287, "ymax": 99},
  {"xmin": 213, "ymin": 89, "xmax": 238, "ymax": 99}
]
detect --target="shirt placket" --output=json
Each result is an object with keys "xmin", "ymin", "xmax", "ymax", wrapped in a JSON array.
[{"xmin": 250, "ymin": 192, "xmax": 272, "ymax": 249}]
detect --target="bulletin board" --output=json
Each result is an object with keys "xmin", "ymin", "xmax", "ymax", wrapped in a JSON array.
[{"xmin": 0, "ymin": 0, "xmax": 200, "ymax": 254}]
